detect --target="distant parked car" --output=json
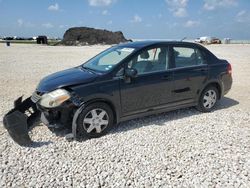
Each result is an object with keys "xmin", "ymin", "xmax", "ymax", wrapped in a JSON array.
[
  {"xmin": 210, "ymin": 37, "xmax": 221, "ymax": 44},
  {"xmin": 3, "ymin": 41, "xmax": 232, "ymax": 145},
  {"xmin": 195, "ymin": 36, "xmax": 221, "ymax": 44},
  {"xmin": 36, "ymin": 36, "xmax": 48, "ymax": 44},
  {"xmin": 194, "ymin": 37, "xmax": 205, "ymax": 43}
]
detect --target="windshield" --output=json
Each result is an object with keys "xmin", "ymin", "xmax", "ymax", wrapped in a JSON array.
[{"xmin": 82, "ymin": 46, "xmax": 135, "ymax": 72}]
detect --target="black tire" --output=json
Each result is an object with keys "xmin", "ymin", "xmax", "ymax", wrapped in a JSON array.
[
  {"xmin": 77, "ymin": 102, "xmax": 114, "ymax": 138},
  {"xmin": 196, "ymin": 86, "xmax": 219, "ymax": 112}
]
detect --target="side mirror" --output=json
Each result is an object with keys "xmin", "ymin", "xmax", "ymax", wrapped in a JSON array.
[{"xmin": 125, "ymin": 68, "xmax": 137, "ymax": 78}]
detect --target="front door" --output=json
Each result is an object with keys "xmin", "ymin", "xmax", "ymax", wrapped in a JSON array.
[{"xmin": 119, "ymin": 46, "xmax": 174, "ymax": 116}]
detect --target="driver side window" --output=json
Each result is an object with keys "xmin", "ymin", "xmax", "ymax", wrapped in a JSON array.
[{"xmin": 128, "ymin": 47, "xmax": 169, "ymax": 75}]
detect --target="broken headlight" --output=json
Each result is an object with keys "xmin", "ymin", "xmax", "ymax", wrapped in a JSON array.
[{"xmin": 39, "ymin": 89, "xmax": 70, "ymax": 108}]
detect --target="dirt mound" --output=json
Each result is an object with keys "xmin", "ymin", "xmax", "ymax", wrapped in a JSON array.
[{"xmin": 61, "ymin": 27, "xmax": 130, "ymax": 45}]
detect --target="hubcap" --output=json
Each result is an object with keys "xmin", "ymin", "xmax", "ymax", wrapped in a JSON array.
[
  {"xmin": 83, "ymin": 108, "xmax": 109, "ymax": 134},
  {"xmin": 203, "ymin": 90, "xmax": 217, "ymax": 109}
]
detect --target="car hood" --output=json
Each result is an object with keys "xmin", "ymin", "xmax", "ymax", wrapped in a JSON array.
[{"xmin": 37, "ymin": 67, "xmax": 98, "ymax": 92}]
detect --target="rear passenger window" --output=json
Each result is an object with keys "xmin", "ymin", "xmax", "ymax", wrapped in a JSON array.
[{"xmin": 173, "ymin": 47, "xmax": 205, "ymax": 68}]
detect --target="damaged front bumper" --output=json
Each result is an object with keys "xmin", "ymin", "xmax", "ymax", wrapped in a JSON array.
[
  {"xmin": 3, "ymin": 93, "xmax": 84, "ymax": 146},
  {"xmin": 3, "ymin": 96, "xmax": 40, "ymax": 146}
]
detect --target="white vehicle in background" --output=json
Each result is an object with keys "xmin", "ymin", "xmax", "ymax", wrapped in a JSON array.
[
  {"xmin": 195, "ymin": 36, "xmax": 221, "ymax": 44},
  {"xmin": 195, "ymin": 36, "xmax": 208, "ymax": 43}
]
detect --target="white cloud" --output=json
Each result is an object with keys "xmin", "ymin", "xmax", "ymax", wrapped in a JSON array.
[
  {"xmin": 237, "ymin": 10, "xmax": 246, "ymax": 17},
  {"xmin": 17, "ymin": 19, "xmax": 23, "ymax": 27},
  {"xmin": 158, "ymin": 14, "xmax": 163, "ymax": 19},
  {"xmin": 17, "ymin": 19, "xmax": 35, "ymax": 27},
  {"xmin": 174, "ymin": 8, "xmax": 187, "ymax": 17},
  {"xmin": 167, "ymin": 22, "xmax": 179, "ymax": 28},
  {"xmin": 107, "ymin": 20, "xmax": 113, "ymax": 25},
  {"xmin": 166, "ymin": 0, "xmax": 188, "ymax": 7},
  {"xmin": 203, "ymin": 0, "xmax": 237, "ymax": 11},
  {"xmin": 42, "ymin": 23, "xmax": 54, "ymax": 28},
  {"xmin": 130, "ymin": 14, "xmax": 142, "ymax": 23},
  {"xmin": 59, "ymin": 24, "xmax": 69, "ymax": 29},
  {"xmin": 102, "ymin": 10, "xmax": 109, "ymax": 15},
  {"xmin": 48, "ymin": 3, "xmax": 60, "ymax": 11},
  {"xmin": 146, "ymin": 23, "xmax": 152, "ymax": 27},
  {"xmin": 166, "ymin": 0, "xmax": 188, "ymax": 17},
  {"xmin": 88, "ymin": 0, "xmax": 115, "ymax": 7},
  {"xmin": 184, "ymin": 20, "xmax": 200, "ymax": 27},
  {"xmin": 236, "ymin": 10, "xmax": 250, "ymax": 23}
]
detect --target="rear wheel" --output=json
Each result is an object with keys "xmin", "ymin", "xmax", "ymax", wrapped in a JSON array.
[
  {"xmin": 77, "ymin": 102, "xmax": 114, "ymax": 138},
  {"xmin": 196, "ymin": 86, "xmax": 218, "ymax": 112}
]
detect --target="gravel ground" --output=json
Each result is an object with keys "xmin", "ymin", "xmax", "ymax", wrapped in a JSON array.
[{"xmin": 0, "ymin": 43, "xmax": 250, "ymax": 187}]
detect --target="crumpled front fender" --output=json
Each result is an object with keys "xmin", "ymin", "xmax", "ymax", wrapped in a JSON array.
[{"xmin": 3, "ymin": 96, "xmax": 40, "ymax": 146}]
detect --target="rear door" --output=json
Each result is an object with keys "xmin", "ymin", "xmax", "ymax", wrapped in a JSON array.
[
  {"xmin": 170, "ymin": 45, "xmax": 208, "ymax": 104},
  {"xmin": 119, "ymin": 45, "xmax": 174, "ymax": 116}
]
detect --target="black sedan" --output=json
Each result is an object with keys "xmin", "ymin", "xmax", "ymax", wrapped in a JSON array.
[{"xmin": 3, "ymin": 41, "xmax": 232, "ymax": 145}]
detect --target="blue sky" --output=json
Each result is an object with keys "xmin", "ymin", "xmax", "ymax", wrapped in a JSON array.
[{"xmin": 0, "ymin": 0, "xmax": 250, "ymax": 39}]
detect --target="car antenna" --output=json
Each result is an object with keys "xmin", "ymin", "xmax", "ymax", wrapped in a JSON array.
[{"xmin": 180, "ymin": 37, "xmax": 187, "ymax": 41}]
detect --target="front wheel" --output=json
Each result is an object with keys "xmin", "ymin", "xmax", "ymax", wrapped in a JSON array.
[
  {"xmin": 77, "ymin": 102, "xmax": 114, "ymax": 138},
  {"xmin": 196, "ymin": 86, "xmax": 219, "ymax": 112}
]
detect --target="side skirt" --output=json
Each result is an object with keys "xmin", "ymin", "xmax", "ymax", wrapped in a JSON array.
[{"xmin": 119, "ymin": 102, "xmax": 197, "ymax": 122}]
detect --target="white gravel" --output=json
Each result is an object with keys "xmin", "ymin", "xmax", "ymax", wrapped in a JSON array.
[{"xmin": 0, "ymin": 43, "xmax": 250, "ymax": 187}]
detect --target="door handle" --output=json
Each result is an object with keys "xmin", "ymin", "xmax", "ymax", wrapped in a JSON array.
[
  {"xmin": 161, "ymin": 75, "xmax": 171, "ymax": 81},
  {"xmin": 193, "ymin": 68, "xmax": 208, "ymax": 73},
  {"xmin": 200, "ymin": 68, "xmax": 207, "ymax": 72}
]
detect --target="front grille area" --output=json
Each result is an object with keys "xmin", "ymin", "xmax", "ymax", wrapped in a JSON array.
[{"xmin": 31, "ymin": 91, "xmax": 43, "ymax": 103}]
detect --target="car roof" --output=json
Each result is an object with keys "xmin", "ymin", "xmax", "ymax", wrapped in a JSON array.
[{"xmin": 118, "ymin": 40, "xmax": 200, "ymax": 49}]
